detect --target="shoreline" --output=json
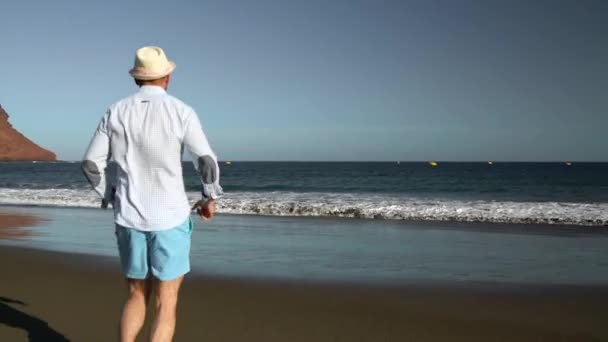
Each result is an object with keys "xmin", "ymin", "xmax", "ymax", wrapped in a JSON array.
[
  {"xmin": 0, "ymin": 246, "xmax": 607, "ymax": 341},
  {"xmin": 2, "ymin": 204, "xmax": 608, "ymax": 231},
  {"xmin": 2, "ymin": 205, "xmax": 608, "ymax": 286},
  {"xmin": 4, "ymin": 243, "xmax": 608, "ymax": 291}
]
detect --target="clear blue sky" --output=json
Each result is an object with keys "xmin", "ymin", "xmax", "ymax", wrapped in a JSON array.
[{"xmin": 1, "ymin": 0, "xmax": 606, "ymax": 161}]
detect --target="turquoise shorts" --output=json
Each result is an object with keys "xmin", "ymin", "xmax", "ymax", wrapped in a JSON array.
[{"xmin": 115, "ymin": 217, "xmax": 193, "ymax": 281}]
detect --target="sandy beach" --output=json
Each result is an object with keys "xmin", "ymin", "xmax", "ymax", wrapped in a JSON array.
[{"xmin": 0, "ymin": 245, "xmax": 606, "ymax": 341}]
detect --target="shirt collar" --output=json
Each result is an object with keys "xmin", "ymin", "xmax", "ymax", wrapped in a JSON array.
[{"xmin": 138, "ymin": 85, "xmax": 167, "ymax": 95}]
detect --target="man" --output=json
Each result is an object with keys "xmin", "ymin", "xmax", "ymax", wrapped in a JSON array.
[{"xmin": 82, "ymin": 46, "xmax": 222, "ymax": 342}]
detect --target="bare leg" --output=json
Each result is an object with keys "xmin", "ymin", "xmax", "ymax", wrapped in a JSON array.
[
  {"xmin": 150, "ymin": 276, "xmax": 184, "ymax": 342},
  {"xmin": 119, "ymin": 278, "xmax": 152, "ymax": 342}
]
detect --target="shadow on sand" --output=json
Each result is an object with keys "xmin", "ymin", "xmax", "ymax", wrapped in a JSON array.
[{"xmin": 0, "ymin": 296, "xmax": 69, "ymax": 341}]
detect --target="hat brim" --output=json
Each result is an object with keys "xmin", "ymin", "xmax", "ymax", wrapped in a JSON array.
[{"xmin": 129, "ymin": 61, "xmax": 176, "ymax": 80}]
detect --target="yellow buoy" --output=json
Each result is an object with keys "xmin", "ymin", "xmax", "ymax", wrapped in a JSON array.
[
  {"xmin": 226, "ymin": 161, "xmax": 232, "ymax": 165},
  {"xmin": 565, "ymin": 162, "xmax": 572, "ymax": 166},
  {"xmin": 429, "ymin": 161, "xmax": 438, "ymax": 167},
  {"xmin": 487, "ymin": 161, "xmax": 493, "ymax": 165}
]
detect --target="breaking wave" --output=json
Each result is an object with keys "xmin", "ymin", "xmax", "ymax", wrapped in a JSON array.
[{"xmin": 0, "ymin": 188, "xmax": 606, "ymax": 227}]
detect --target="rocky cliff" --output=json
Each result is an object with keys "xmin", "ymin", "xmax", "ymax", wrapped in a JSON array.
[{"xmin": 0, "ymin": 105, "xmax": 56, "ymax": 161}]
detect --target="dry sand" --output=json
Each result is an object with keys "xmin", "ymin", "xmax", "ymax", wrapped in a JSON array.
[{"xmin": 0, "ymin": 246, "xmax": 607, "ymax": 341}]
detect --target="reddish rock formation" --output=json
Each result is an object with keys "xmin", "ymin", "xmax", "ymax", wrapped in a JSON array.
[{"xmin": 0, "ymin": 105, "xmax": 56, "ymax": 161}]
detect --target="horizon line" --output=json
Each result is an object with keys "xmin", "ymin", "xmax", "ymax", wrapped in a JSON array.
[{"xmin": 14, "ymin": 159, "xmax": 608, "ymax": 163}]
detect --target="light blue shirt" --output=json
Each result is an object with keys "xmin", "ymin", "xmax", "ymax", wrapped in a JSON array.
[{"xmin": 83, "ymin": 85, "xmax": 223, "ymax": 231}]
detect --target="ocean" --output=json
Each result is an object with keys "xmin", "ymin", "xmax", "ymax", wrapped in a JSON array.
[
  {"xmin": 0, "ymin": 161, "xmax": 606, "ymax": 226},
  {"xmin": 2, "ymin": 161, "xmax": 608, "ymax": 284}
]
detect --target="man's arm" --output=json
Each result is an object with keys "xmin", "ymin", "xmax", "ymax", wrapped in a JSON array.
[
  {"xmin": 82, "ymin": 110, "xmax": 113, "ymax": 208},
  {"xmin": 183, "ymin": 109, "xmax": 223, "ymax": 219}
]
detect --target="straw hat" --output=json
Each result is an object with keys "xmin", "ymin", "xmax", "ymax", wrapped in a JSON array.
[{"xmin": 129, "ymin": 46, "xmax": 176, "ymax": 80}]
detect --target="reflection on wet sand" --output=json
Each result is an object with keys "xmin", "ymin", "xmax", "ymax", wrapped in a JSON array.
[{"xmin": 0, "ymin": 211, "xmax": 40, "ymax": 239}]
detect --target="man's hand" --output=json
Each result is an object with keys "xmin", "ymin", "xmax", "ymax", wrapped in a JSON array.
[
  {"xmin": 101, "ymin": 187, "xmax": 116, "ymax": 209},
  {"xmin": 192, "ymin": 199, "xmax": 216, "ymax": 221}
]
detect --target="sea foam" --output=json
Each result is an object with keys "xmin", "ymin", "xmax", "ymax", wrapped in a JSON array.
[{"xmin": 0, "ymin": 188, "xmax": 606, "ymax": 227}]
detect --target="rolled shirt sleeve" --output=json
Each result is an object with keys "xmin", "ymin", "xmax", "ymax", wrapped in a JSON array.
[
  {"xmin": 82, "ymin": 110, "xmax": 114, "ymax": 206},
  {"xmin": 183, "ymin": 109, "xmax": 223, "ymax": 200}
]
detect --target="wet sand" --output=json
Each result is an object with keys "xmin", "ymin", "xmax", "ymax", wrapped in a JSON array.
[
  {"xmin": 0, "ymin": 246, "xmax": 607, "ymax": 341},
  {"xmin": 0, "ymin": 211, "xmax": 39, "ymax": 239}
]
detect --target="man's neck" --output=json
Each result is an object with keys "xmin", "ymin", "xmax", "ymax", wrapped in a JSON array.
[
  {"xmin": 140, "ymin": 84, "xmax": 166, "ymax": 90},
  {"xmin": 139, "ymin": 85, "xmax": 167, "ymax": 93}
]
